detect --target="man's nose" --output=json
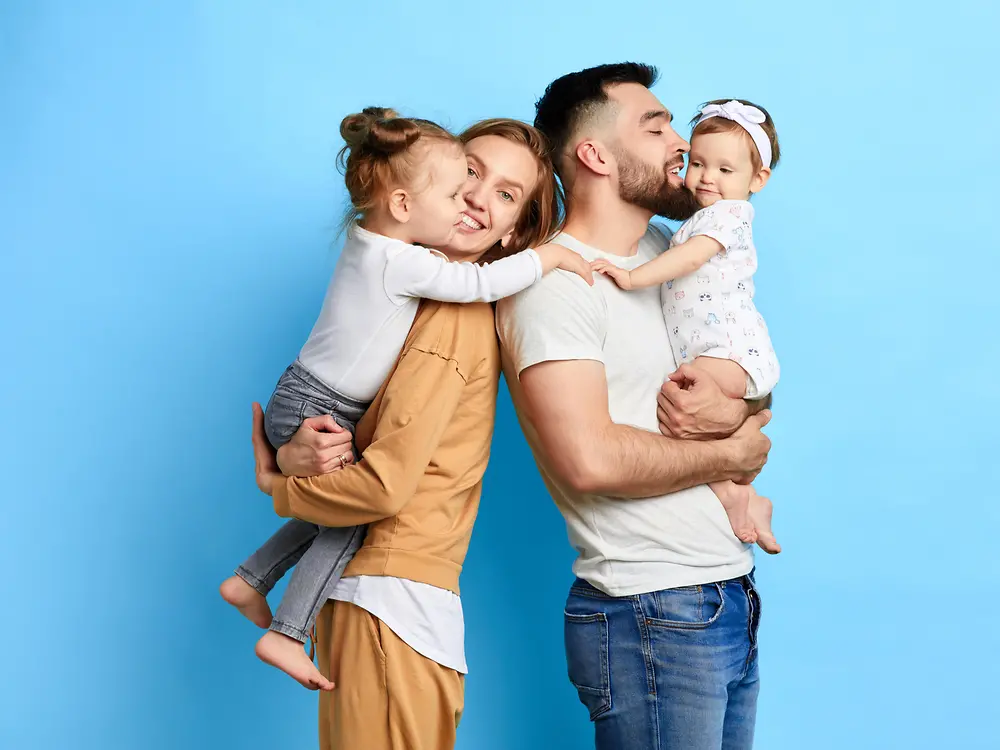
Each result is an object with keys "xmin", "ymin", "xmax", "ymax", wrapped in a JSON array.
[{"xmin": 670, "ymin": 128, "xmax": 690, "ymax": 154}]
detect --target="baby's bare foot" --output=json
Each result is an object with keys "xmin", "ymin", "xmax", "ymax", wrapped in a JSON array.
[
  {"xmin": 256, "ymin": 631, "xmax": 334, "ymax": 691},
  {"xmin": 712, "ymin": 481, "xmax": 757, "ymax": 544},
  {"xmin": 748, "ymin": 490, "xmax": 781, "ymax": 554},
  {"xmin": 220, "ymin": 576, "xmax": 273, "ymax": 628}
]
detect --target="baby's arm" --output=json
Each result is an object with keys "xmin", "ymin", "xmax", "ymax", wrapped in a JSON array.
[
  {"xmin": 385, "ymin": 244, "xmax": 592, "ymax": 305},
  {"xmin": 689, "ymin": 357, "xmax": 748, "ymax": 400},
  {"xmin": 592, "ymin": 236, "xmax": 722, "ymax": 290}
]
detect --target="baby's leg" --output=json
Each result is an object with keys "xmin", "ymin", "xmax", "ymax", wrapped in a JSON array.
[
  {"xmin": 689, "ymin": 356, "xmax": 749, "ymax": 399},
  {"xmin": 255, "ymin": 524, "xmax": 366, "ymax": 691},
  {"xmin": 688, "ymin": 357, "xmax": 779, "ymax": 550},
  {"xmin": 747, "ymin": 486, "xmax": 781, "ymax": 554},
  {"xmin": 710, "ymin": 480, "xmax": 757, "ymax": 544},
  {"xmin": 220, "ymin": 519, "xmax": 321, "ymax": 629}
]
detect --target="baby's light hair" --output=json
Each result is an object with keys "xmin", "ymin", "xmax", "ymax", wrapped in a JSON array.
[{"xmin": 690, "ymin": 99, "xmax": 781, "ymax": 172}]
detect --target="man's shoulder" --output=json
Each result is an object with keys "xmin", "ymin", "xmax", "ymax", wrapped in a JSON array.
[{"xmin": 497, "ymin": 268, "xmax": 604, "ymax": 321}]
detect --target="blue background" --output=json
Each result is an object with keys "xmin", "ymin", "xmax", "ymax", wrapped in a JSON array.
[{"xmin": 3, "ymin": 1, "xmax": 998, "ymax": 748}]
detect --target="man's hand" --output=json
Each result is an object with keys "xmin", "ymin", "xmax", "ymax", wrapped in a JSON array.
[
  {"xmin": 274, "ymin": 411, "xmax": 355, "ymax": 478},
  {"xmin": 251, "ymin": 403, "xmax": 282, "ymax": 496},
  {"xmin": 657, "ymin": 364, "xmax": 747, "ymax": 440},
  {"xmin": 723, "ymin": 410, "xmax": 772, "ymax": 484}
]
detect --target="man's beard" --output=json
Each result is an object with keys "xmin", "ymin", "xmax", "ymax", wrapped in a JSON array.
[{"xmin": 614, "ymin": 146, "xmax": 700, "ymax": 222}]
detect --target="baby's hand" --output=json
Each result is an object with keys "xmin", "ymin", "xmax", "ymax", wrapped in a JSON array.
[{"xmin": 591, "ymin": 259, "xmax": 633, "ymax": 290}]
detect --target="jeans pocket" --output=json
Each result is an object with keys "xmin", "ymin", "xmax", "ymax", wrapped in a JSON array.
[
  {"xmin": 746, "ymin": 578, "xmax": 762, "ymax": 646},
  {"xmin": 564, "ymin": 611, "xmax": 611, "ymax": 720},
  {"xmin": 264, "ymin": 392, "xmax": 306, "ymax": 447},
  {"xmin": 646, "ymin": 583, "xmax": 726, "ymax": 630}
]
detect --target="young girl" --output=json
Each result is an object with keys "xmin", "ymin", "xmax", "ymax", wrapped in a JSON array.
[
  {"xmin": 220, "ymin": 107, "xmax": 592, "ymax": 690},
  {"xmin": 592, "ymin": 98, "xmax": 782, "ymax": 555}
]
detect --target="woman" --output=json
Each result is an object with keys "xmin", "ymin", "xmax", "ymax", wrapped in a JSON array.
[{"xmin": 250, "ymin": 118, "xmax": 562, "ymax": 750}]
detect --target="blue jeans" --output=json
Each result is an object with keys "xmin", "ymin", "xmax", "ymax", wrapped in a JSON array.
[{"xmin": 564, "ymin": 571, "xmax": 762, "ymax": 750}]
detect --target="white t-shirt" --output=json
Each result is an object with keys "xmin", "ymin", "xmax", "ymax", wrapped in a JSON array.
[
  {"xmin": 663, "ymin": 200, "xmax": 779, "ymax": 397},
  {"xmin": 298, "ymin": 224, "xmax": 542, "ymax": 401},
  {"xmin": 496, "ymin": 224, "xmax": 754, "ymax": 597}
]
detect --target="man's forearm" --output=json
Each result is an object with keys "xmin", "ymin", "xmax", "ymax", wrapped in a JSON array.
[{"xmin": 577, "ymin": 423, "xmax": 738, "ymax": 499}]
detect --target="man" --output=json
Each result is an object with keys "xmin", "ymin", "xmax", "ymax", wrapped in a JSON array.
[{"xmin": 495, "ymin": 63, "xmax": 773, "ymax": 749}]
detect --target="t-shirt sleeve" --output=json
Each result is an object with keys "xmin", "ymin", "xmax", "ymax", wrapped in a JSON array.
[
  {"xmin": 495, "ymin": 271, "xmax": 606, "ymax": 375},
  {"xmin": 687, "ymin": 200, "xmax": 753, "ymax": 253},
  {"xmin": 383, "ymin": 244, "xmax": 543, "ymax": 304}
]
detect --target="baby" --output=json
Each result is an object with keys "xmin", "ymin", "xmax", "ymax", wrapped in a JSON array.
[{"xmin": 592, "ymin": 99, "xmax": 782, "ymax": 554}]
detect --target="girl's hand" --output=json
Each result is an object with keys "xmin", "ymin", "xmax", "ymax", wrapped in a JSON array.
[
  {"xmin": 591, "ymin": 259, "xmax": 633, "ymax": 290},
  {"xmin": 535, "ymin": 244, "xmax": 594, "ymax": 285}
]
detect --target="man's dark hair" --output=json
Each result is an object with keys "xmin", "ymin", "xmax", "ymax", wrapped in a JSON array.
[{"xmin": 533, "ymin": 63, "xmax": 659, "ymax": 175}]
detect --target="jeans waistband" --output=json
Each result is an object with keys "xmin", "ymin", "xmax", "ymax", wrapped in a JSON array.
[
  {"xmin": 571, "ymin": 568, "xmax": 757, "ymax": 598},
  {"xmin": 289, "ymin": 360, "xmax": 370, "ymax": 411}
]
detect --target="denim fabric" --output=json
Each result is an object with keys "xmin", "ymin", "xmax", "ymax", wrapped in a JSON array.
[
  {"xmin": 564, "ymin": 571, "xmax": 761, "ymax": 750},
  {"xmin": 235, "ymin": 360, "xmax": 369, "ymax": 642}
]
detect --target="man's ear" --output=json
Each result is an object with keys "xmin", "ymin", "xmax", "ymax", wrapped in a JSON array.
[{"xmin": 575, "ymin": 139, "xmax": 614, "ymax": 178}]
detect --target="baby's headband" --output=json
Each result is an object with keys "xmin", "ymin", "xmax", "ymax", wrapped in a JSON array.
[{"xmin": 696, "ymin": 100, "xmax": 772, "ymax": 169}]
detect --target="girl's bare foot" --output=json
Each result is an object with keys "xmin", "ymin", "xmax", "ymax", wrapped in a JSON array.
[
  {"xmin": 255, "ymin": 631, "xmax": 334, "ymax": 691},
  {"xmin": 748, "ymin": 489, "xmax": 781, "ymax": 554},
  {"xmin": 711, "ymin": 480, "xmax": 757, "ymax": 544},
  {"xmin": 220, "ymin": 575, "xmax": 273, "ymax": 628}
]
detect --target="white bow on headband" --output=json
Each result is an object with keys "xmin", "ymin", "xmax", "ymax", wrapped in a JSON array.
[{"xmin": 696, "ymin": 100, "xmax": 772, "ymax": 169}]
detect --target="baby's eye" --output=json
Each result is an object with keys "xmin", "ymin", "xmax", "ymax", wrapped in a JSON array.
[
  {"xmin": 720, "ymin": 168, "xmax": 733, "ymax": 174},
  {"xmin": 499, "ymin": 191, "xmax": 513, "ymax": 202}
]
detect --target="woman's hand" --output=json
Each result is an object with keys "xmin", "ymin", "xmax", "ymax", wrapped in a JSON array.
[
  {"xmin": 251, "ymin": 403, "xmax": 357, "ymax": 496},
  {"xmin": 251, "ymin": 403, "xmax": 282, "ymax": 496},
  {"xmin": 275, "ymin": 412, "xmax": 356, "ymax": 477}
]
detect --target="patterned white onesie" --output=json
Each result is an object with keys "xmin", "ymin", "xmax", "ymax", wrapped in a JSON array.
[{"xmin": 660, "ymin": 199, "xmax": 779, "ymax": 397}]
